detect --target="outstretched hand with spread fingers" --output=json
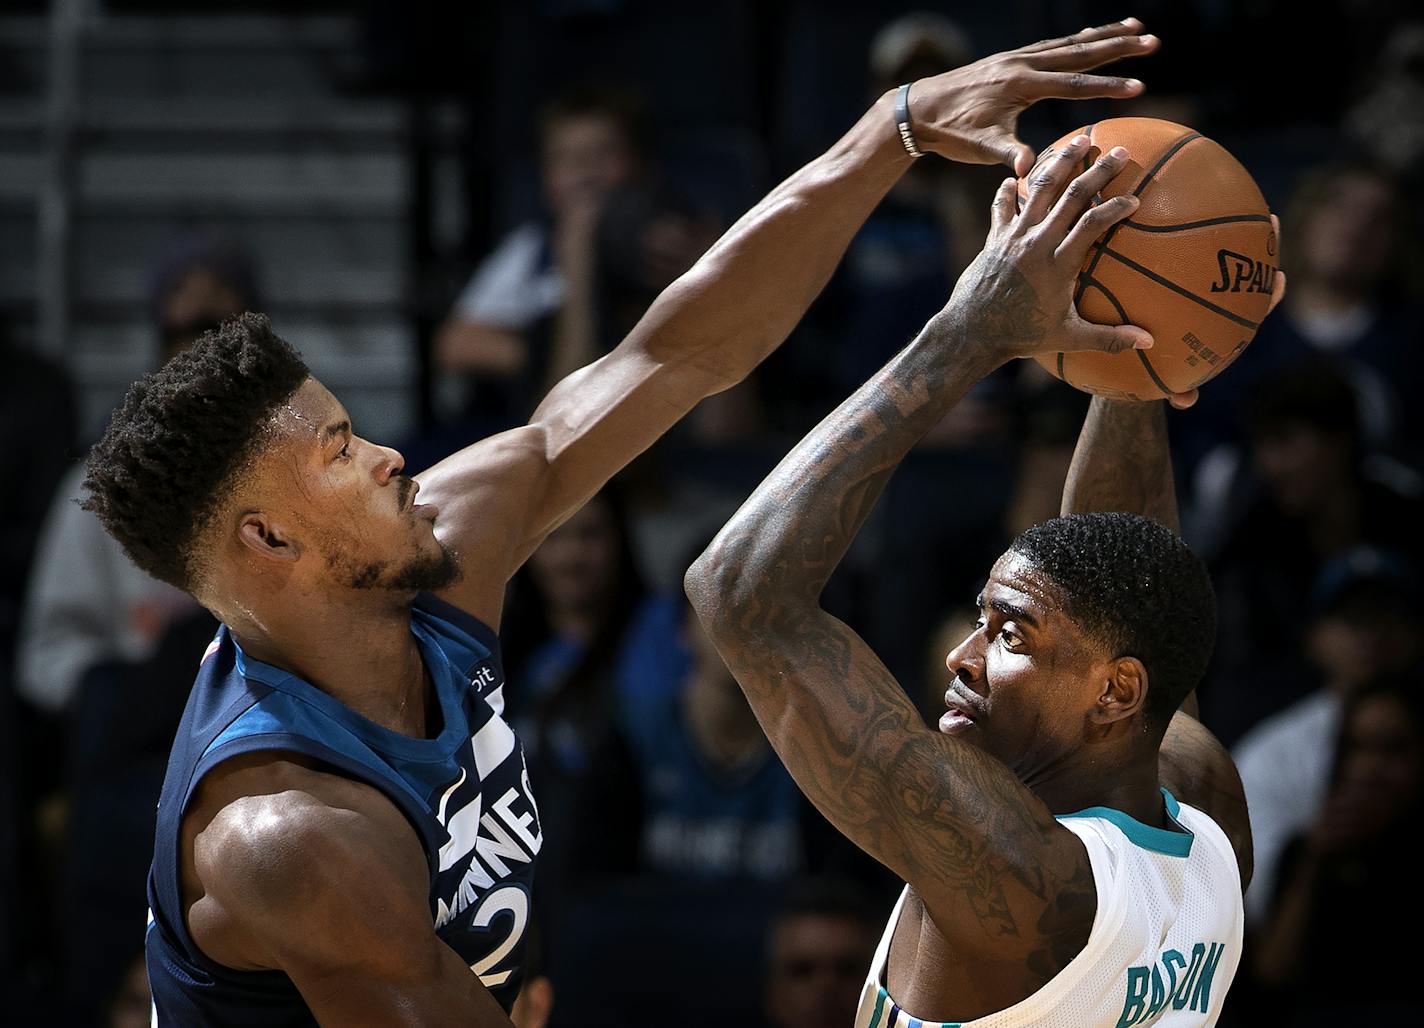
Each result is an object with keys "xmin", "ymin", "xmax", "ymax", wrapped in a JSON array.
[{"xmin": 906, "ymin": 18, "xmax": 1158, "ymax": 175}]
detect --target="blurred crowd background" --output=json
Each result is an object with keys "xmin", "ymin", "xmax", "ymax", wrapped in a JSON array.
[{"xmin": 4, "ymin": 1, "xmax": 1424, "ymax": 1025}]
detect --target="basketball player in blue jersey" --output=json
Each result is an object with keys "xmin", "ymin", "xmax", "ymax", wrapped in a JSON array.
[
  {"xmin": 687, "ymin": 133, "xmax": 1287, "ymax": 1023},
  {"xmin": 78, "ymin": 20, "xmax": 1159, "ymax": 1026}
]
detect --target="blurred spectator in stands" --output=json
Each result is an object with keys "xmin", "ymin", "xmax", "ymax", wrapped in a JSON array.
[
  {"xmin": 501, "ymin": 485, "xmax": 684, "ymax": 910},
  {"xmin": 1252, "ymin": 676, "xmax": 1424, "ymax": 1023},
  {"xmin": 0, "ymin": 316, "xmax": 77, "ymax": 1005},
  {"xmin": 764, "ymin": 878, "xmax": 879, "ymax": 1028},
  {"xmin": 15, "ymin": 234, "xmax": 255, "ymax": 1023},
  {"xmin": 1234, "ymin": 548, "xmax": 1423, "ymax": 926},
  {"xmin": 1195, "ymin": 359, "xmax": 1424, "ymax": 747},
  {"xmin": 1181, "ymin": 162, "xmax": 1424, "ymax": 479},
  {"xmin": 563, "ymin": 535, "xmax": 891, "ymax": 899},
  {"xmin": 1348, "ymin": 23, "xmax": 1424, "ymax": 184},
  {"xmin": 433, "ymin": 87, "xmax": 649, "ymax": 430},
  {"xmin": 574, "ymin": 589, "xmax": 806, "ymax": 883}
]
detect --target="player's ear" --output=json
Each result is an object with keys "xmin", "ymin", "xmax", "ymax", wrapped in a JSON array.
[
  {"xmin": 237, "ymin": 512, "xmax": 302, "ymax": 563},
  {"xmin": 1090, "ymin": 656, "xmax": 1148, "ymax": 727}
]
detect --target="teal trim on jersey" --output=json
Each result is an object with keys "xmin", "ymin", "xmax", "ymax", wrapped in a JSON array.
[
  {"xmin": 1058, "ymin": 788, "xmax": 1193, "ymax": 857},
  {"xmin": 867, "ymin": 988, "xmax": 885, "ymax": 1028},
  {"xmin": 868, "ymin": 986, "xmax": 963, "ymax": 1028}
]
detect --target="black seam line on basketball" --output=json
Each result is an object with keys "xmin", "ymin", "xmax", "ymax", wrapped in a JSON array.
[
  {"xmin": 1056, "ymin": 351, "xmax": 1067, "ymax": 383},
  {"xmin": 1091, "ymin": 244, "xmax": 1262, "ymax": 329},
  {"xmin": 1130, "ymin": 133, "xmax": 1202, "ymax": 198},
  {"xmin": 1135, "ymin": 349, "xmax": 1174, "ymax": 398},
  {"xmin": 1084, "ymin": 277, "xmax": 1129, "ymax": 324},
  {"xmin": 1121, "ymin": 214, "xmax": 1272, "ymax": 233},
  {"xmin": 1075, "ymin": 131, "xmax": 1202, "ymax": 305}
]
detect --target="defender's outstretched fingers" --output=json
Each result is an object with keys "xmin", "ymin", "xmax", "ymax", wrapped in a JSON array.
[
  {"xmin": 1042, "ymin": 145, "xmax": 1131, "ymax": 241},
  {"xmin": 990, "ymin": 177, "xmax": 1018, "ymax": 234},
  {"xmin": 1022, "ymin": 70, "xmax": 1145, "ymax": 100},
  {"xmin": 1057, "ymin": 193, "xmax": 1139, "ymax": 266},
  {"xmin": 1019, "ymin": 135, "xmax": 1090, "ymax": 226},
  {"xmin": 1017, "ymin": 17, "xmax": 1144, "ymax": 54},
  {"xmin": 1026, "ymin": 32, "xmax": 1158, "ymax": 72}
]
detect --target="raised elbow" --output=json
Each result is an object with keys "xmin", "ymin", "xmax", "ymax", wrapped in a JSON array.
[{"xmin": 683, "ymin": 537, "xmax": 750, "ymax": 628}]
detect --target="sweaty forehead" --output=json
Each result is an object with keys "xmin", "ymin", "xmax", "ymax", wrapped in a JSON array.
[
  {"xmin": 269, "ymin": 378, "xmax": 333, "ymax": 429},
  {"xmin": 237, "ymin": 377, "xmax": 336, "ymax": 499},
  {"xmin": 985, "ymin": 551, "xmax": 1070, "ymax": 621},
  {"xmin": 269, "ymin": 376, "xmax": 339, "ymax": 441}
]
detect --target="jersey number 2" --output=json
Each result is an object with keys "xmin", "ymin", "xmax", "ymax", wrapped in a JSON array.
[{"xmin": 468, "ymin": 886, "xmax": 528, "ymax": 987}]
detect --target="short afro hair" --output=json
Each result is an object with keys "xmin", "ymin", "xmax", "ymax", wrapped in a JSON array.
[
  {"xmin": 81, "ymin": 312, "xmax": 309, "ymax": 593},
  {"xmin": 1007, "ymin": 512, "xmax": 1216, "ymax": 733}
]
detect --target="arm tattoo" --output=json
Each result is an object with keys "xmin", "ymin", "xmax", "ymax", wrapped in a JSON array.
[
  {"xmin": 689, "ymin": 314, "xmax": 1085, "ymax": 949},
  {"xmin": 969, "ymin": 264, "xmax": 1049, "ymax": 349}
]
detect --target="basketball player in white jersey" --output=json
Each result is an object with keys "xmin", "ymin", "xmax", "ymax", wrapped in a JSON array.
[{"xmin": 687, "ymin": 132, "xmax": 1286, "ymax": 1024}]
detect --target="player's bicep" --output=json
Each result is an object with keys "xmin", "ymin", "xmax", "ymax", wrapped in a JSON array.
[
  {"xmin": 1160, "ymin": 710, "xmax": 1253, "ymax": 889},
  {"xmin": 417, "ymin": 342, "xmax": 719, "ymax": 608},
  {"xmin": 197, "ymin": 793, "xmax": 511, "ymax": 1026}
]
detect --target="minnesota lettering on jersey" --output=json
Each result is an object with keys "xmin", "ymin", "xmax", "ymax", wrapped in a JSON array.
[
  {"xmin": 1115, "ymin": 941, "xmax": 1227, "ymax": 1027},
  {"xmin": 433, "ymin": 706, "xmax": 542, "ymax": 931}
]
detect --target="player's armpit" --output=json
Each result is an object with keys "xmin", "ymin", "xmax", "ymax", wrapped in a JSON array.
[
  {"xmin": 191, "ymin": 779, "xmax": 513, "ymax": 1027},
  {"xmin": 1160, "ymin": 711, "xmax": 1253, "ymax": 889},
  {"xmin": 692, "ymin": 594, "xmax": 1094, "ymax": 969}
]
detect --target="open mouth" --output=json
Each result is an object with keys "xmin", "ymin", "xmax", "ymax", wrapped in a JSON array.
[{"xmin": 940, "ymin": 686, "xmax": 981, "ymax": 735}]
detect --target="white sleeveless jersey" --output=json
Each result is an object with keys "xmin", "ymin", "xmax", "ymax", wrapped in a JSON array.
[{"xmin": 854, "ymin": 791, "xmax": 1243, "ymax": 1028}]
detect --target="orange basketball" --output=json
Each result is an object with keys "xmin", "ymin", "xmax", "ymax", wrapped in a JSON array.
[{"xmin": 1018, "ymin": 118, "xmax": 1277, "ymax": 400}]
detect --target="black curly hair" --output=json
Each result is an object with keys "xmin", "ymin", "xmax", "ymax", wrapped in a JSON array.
[
  {"xmin": 1007, "ymin": 512, "xmax": 1216, "ymax": 734},
  {"xmin": 81, "ymin": 312, "xmax": 309, "ymax": 594}
]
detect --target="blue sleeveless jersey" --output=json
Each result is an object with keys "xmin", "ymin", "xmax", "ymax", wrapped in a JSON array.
[{"xmin": 145, "ymin": 594, "xmax": 540, "ymax": 1025}]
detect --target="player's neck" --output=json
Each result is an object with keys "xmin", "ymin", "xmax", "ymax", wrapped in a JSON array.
[
  {"xmin": 1030, "ymin": 756, "xmax": 1169, "ymax": 830},
  {"xmin": 230, "ymin": 601, "xmax": 434, "ymax": 738}
]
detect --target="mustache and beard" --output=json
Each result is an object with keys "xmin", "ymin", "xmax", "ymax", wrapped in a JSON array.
[
  {"xmin": 329, "ymin": 543, "xmax": 463, "ymax": 593},
  {"xmin": 321, "ymin": 478, "xmax": 463, "ymax": 593}
]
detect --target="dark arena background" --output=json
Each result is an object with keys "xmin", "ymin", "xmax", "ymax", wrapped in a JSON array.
[{"xmin": 3, "ymin": 1, "xmax": 1423, "ymax": 1025}]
